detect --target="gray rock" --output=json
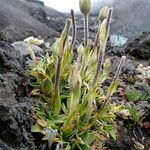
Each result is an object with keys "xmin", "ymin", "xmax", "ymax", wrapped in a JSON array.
[
  {"xmin": 125, "ymin": 32, "xmax": 150, "ymax": 59},
  {"xmin": 92, "ymin": 0, "xmax": 150, "ymax": 39},
  {"xmin": 136, "ymin": 101, "xmax": 150, "ymax": 118},
  {"xmin": 0, "ymin": 0, "xmax": 60, "ymax": 43},
  {"xmin": 11, "ymin": 41, "xmax": 43, "ymax": 56}
]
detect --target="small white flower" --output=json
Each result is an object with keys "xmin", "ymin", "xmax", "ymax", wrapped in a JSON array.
[
  {"xmin": 137, "ymin": 64, "xmax": 150, "ymax": 80},
  {"xmin": 24, "ymin": 36, "xmax": 44, "ymax": 45}
]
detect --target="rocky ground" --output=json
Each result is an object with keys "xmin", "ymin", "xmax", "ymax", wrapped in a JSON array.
[{"xmin": 0, "ymin": 0, "xmax": 149, "ymax": 150}]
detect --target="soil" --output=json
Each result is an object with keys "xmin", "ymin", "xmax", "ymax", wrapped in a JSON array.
[{"xmin": 0, "ymin": 0, "xmax": 149, "ymax": 149}]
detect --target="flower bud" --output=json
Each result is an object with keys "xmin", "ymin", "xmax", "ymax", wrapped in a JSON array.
[
  {"xmin": 53, "ymin": 19, "xmax": 71, "ymax": 56},
  {"xmin": 99, "ymin": 19, "xmax": 107, "ymax": 49},
  {"xmin": 90, "ymin": 48, "xmax": 97, "ymax": 64},
  {"xmin": 69, "ymin": 64, "xmax": 81, "ymax": 91},
  {"xmin": 98, "ymin": 5, "xmax": 110, "ymax": 22},
  {"xmin": 103, "ymin": 58, "xmax": 111, "ymax": 70},
  {"xmin": 60, "ymin": 19, "xmax": 71, "ymax": 45},
  {"xmin": 79, "ymin": 0, "xmax": 91, "ymax": 15},
  {"xmin": 77, "ymin": 44, "xmax": 84, "ymax": 54}
]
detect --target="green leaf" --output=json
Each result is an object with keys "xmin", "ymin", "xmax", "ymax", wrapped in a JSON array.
[
  {"xmin": 111, "ymin": 104, "xmax": 125, "ymax": 113},
  {"xmin": 61, "ymin": 46, "xmax": 73, "ymax": 72},
  {"xmin": 47, "ymin": 128, "xmax": 57, "ymax": 149},
  {"xmin": 80, "ymin": 46, "xmax": 90, "ymax": 77},
  {"xmin": 100, "ymin": 114, "xmax": 115, "ymax": 121},
  {"xmin": 82, "ymin": 132, "xmax": 96, "ymax": 146},
  {"xmin": 31, "ymin": 124, "xmax": 43, "ymax": 133},
  {"xmin": 103, "ymin": 125, "xmax": 117, "ymax": 140},
  {"xmin": 107, "ymin": 80, "xmax": 119, "ymax": 97},
  {"xmin": 62, "ymin": 103, "xmax": 68, "ymax": 113},
  {"xmin": 53, "ymin": 93, "xmax": 61, "ymax": 115},
  {"xmin": 65, "ymin": 144, "xmax": 71, "ymax": 150},
  {"xmin": 61, "ymin": 124, "xmax": 75, "ymax": 136},
  {"xmin": 36, "ymin": 112, "xmax": 47, "ymax": 121}
]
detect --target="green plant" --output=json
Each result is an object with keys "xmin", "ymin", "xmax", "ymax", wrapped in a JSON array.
[
  {"xmin": 127, "ymin": 105, "xmax": 141, "ymax": 126},
  {"xmin": 125, "ymin": 88, "xmax": 149, "ymax": 103},
  {"xmin": 26, "ymin": 2, "xmax": 127, "ymax": 149}
]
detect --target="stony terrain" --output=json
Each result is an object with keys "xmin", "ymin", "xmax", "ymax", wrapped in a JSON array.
[
  {"xmin": 93, "ymin": 0, "xmax": 150, "ymax": 39},
  {"xmin": 0, "ymin": 0, "xmax": 149, "ymax": 149}
]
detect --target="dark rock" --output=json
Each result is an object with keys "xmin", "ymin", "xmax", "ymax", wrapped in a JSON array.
[
  {"xmin": 0, "ymin": 25, "xmax": 38, "ymax": 44},
  {"xmin": 29, "ymin": 7, "xmax": 47, "ymax": 23},
  {"xmin": 125, "ymin": 32, "xmax": 150, "ymax": 59},
  {"xmin": 46, "ymin": 18, "xmax": 65, "ymax": 33},
  {"xmin": 0, "ymin": 140, "xmax": 10, "ymax": 150},
  {"xmin": 0, "ymin": 43, "xmax": 24, "ymax": 73},
  {"xmin": 0, "ymin": 40, "xmax": 36, "ymax": 149},
  {"xmin": 105, "ymin": 127, "xmax": 133, "ymax": 150},
  {"xmin": 0, "ymin": 0, "xmax": 60, "ymax": 43},
  {"xmin": 28, "ymin": 7, "xmax": 65, "ymax": 33},
  {"xmin": 136, "ymin": 101, "xmax": 150, "ymax": 117}
]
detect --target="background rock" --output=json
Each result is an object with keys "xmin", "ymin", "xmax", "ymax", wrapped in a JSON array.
[
  {"xmin": 0, "ymin": 41, "xmax": 35, "ymax": 149},
  {"xmin": 92, "ymin": 0, "xmax": 150, "ymax": 39},
  {"xmin": 125, "ymin": 32, "xmax": 150, "ymax": 59},
  {"xmin": 0, "ymin": 0, "xmax": 61, "ymax": 43}
]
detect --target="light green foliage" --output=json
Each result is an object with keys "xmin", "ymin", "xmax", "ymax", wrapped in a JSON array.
[
  {"xmin": 125, "ymin": 88, "xmax": 149, "ymax": 102},
  {"xmin": 127, "ymin": 105, "xmax": 141, "ymax": 126},
  {"xmin": 28, "ymin": 3, "xmax": 126, "ymax": 150}
]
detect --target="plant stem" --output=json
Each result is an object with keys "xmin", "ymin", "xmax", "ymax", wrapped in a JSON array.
[
  {"xmin": 84, "ymin": 14, "xmax": 89, "ymax": 47},
  {"xmin": 53, "ymin": 20, "xmax": 71, "ymax": 114},
  {"xmin": 93, "ymin": 32, "xmax": 99, "ymax": 50},
  {"xmin": 92, "ymin": 8, "xmax": 113, "ymax": 88},
  {"xmin": 101, "ymin": 56, "xmax": 126, "ymax": 110},
  {"xmin": 113, "ymin": 56, "xmax": 126, "ymax": 81},
  {"xmin": 54, "ymin": 20, "xmax": 71, "ymax": 95},
  {"xmin": 54, "ymin": 56, "xmax": 61, "ymax": 94},
  {"xmin": 70, "ymin": 9, "xmax": 76, "ymax": 51}
]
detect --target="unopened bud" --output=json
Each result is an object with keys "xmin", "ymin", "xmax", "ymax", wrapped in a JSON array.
[
  {"xmin": 99, "ymin": 19, "xmax": 107, "ymax": 48},
  {"xmin": 77, "ymin": 44, "xmax": 84, "ymax": 54},
  {"xmin": 54, "ymin": 19, "xmax": 71, "ymax": 56},
  {"xmin": 60, "ymin": 19, "xmax": 71, "ymax": 47},
  {"xmin": 98, "ymin": 5, "xmax": 110, "ymax": 22},
  {"xmin": 90, "ymin": 48, "xmax": 97, "ymax": 64},
  {"xmin": 69, "ymin": 64, "xmax": 81, "ymax": 91},
  {"xmin": 104, "ymin": 58, "xmax": 111, "ymax": 70},
  {"xmin": 79, "ymin": 0, "xmax": 91, "ymax": 15}
]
